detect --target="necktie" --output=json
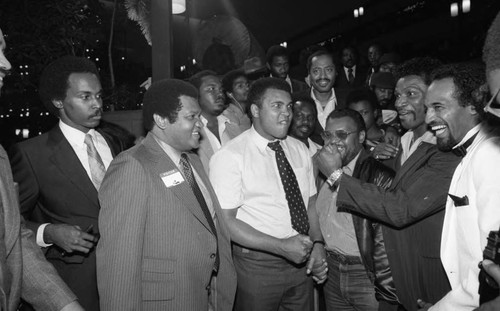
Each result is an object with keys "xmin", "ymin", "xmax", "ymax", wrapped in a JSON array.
[
  {"xmin": 348, "ymin": 68, "xmax": 354, "ymax": 84},
  {"xmin": 179, "ymin": 153, "xmax": 219, "ymax": 271},
  {"xmin": 84, "ymin": 134, "xmax": 106, "ymax": 190},
  {"xmin": 451, "ymin": 133, "xmax": 478, "ymax": 157},
  {"xmin": 268, "ymin": 141, "xmax": 310, "ymax": 235}
]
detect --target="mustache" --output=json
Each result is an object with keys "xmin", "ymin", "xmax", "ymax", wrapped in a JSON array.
[
  {"xmin": 315, "ymin": 78, "xmax": 331, "ymax": 83},
  {"xmin": 0, "ymin": 68, "xmax": 11, "ymax": 76}
]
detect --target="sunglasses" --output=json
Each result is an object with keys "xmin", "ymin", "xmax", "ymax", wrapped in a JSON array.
[{"xmin": 320, "ymin": 130, "xmax": 357, "ymax": 141}]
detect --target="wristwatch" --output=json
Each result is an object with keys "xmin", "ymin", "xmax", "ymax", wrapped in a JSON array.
[{"xmin": 326, "ymin": 169, "xmax": 343, "ymax": 187}]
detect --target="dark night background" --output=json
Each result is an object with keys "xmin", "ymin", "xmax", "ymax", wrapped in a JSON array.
[{"xmin": 1, "ymin": 0, "xmax": 499, "ymax": 148}]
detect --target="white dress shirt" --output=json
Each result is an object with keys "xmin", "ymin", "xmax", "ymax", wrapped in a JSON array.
[
  {"xmin": 209, "ymin": 127, "xmax": 316, "ymax": 239},
  {"xmin": 400, "ymin": 130, "xmax": 436, "ymax": 165},
  {"xmin": 311, "ymin": 88, "xmax": 337, "ymax": 129}
]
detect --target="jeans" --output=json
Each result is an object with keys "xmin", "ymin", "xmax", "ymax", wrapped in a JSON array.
[{"xmin": 323, "ymin": 251, "xmax": 378, "ymax": 311}]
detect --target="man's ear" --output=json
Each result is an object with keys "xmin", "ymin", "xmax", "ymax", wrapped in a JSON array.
[
  {"xmin": 52, "ymin": 99, "xmax": 63, "ymax": 109},
  {"xmin": 468, "ymin": 103, "xmax": 478, "ymax": 116},
  {"xmin": 153, "ymin": 113, "xmax": 168, "ymax": 129},
  {"xmin": 250, "ymin": 104, "xmax": 260, "ymax": 119}
]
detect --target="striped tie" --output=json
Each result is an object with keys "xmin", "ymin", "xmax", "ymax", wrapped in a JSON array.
[{"xmin": 84, "ymin": 133, "xmax": 106, "ymax": 190}]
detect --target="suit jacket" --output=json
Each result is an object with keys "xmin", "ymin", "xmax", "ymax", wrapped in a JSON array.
[
  {"xmin": 97, "ymin": 132, "xmax": 237, "ymax": 311},
  {"xmin": 290, "ymin": 78, "xmax": 308, "ymax": 93},
  {"xmin": 432, "ymin": 127, "xmax": 500, "ymax": 310},
  {"xmin": 335, "ymin": 65, "xmax": 368, "ymax": 89},
  {"xmin": 336, "ymin": 142, "xmax": 462, "ymax": 311},
  {"xmin": 9, "ymin": 124, "xmax": 122, "ymax": 311},
  {"xmin": 0, "ymin": 146, "xmax": 76, "ymax": 311}
]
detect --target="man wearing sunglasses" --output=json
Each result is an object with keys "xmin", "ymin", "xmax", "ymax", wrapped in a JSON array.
[
  {"xmin": 315, "ymin": 58, "xmax": 462, "ymax": 311},
  {"xmin": 315, "ymin": 108, "xmax": 397, "ymax": 311}
]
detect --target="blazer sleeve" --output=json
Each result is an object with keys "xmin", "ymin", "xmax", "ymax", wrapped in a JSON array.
[
  {"xmin": 20, "ymin": 218, "xmax": 77, "ymax": 310},
  {"xmin": 97, "ymin": 153, "xmax": 148, "ymax": 310},
  {"xmin": 337, "ymin": 149, "xmax": 459, "ymax": 228},
  {"xmin": 9, "ymin": 143, "xmax": 43, "ymax": 234}
]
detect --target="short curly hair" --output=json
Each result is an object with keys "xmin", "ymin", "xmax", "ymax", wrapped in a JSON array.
[
  {"xmin": 483, "ymin": 11, "xmax": 500, "ymax": 74},
  {"xmin": 142, "ymin": 79, "xmax": 198, "ymax": 131},
  {"xmin": 39, "ymin": 56, "xmax": 100, "ymax": 116},
  {"xmin": 266, "ymin": 45, "xmax": 288, "ymax": 65},
  {"xmin": 430, "ymin": 62, "xmax": 486, "ymax": 116},
  {"xmin": 247, "ymin": 77, "xmax": 291, "ymax": 108},
  {"xmin": 394, "ymin": 57, "xmax": 442, "ymax": 85},
  {"xmin": 221, "ymin": 69, "xmax": 247, "ymax": 93}
]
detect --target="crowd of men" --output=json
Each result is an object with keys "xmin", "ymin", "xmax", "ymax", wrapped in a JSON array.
[{"xmin": 1, "ymin": 9, "xmax": 500, "ymax": 311}]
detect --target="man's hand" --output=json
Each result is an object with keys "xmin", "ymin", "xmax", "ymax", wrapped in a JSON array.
[
  {"xmin": 278, "ymin": 234, "xmax": 313, "ymax": 264},
  {"xmin": 474, "ymin": 259, "xmax": 500, "ymax": 311},
  {"xmin": 313, "ymin": 144, "xmax": 342, "ymax": 177},
  {"xmin": 306, "ymin": 244, "xmax": 328, "ymax": 284},
  {"xmin": 45, "ymin": 224, "xmax": 98, "ymax": 253},
  {"xmin": 371, "ymin": 142, "xmax": 399, "ymax": 160},
  {"xmin": 417, "ymin": 299, "xmax": 433, "ymax": 310},
  {"xmin": 60, "ymin": 301, "xmax": 85, "ymax": 311}
]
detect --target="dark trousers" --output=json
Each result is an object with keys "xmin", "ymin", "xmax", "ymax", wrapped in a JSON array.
[
  {"xmin": 232, "ymin": 245, "xmax": 313, "ymax": 311},
  {"xmin": 323, "ymin": 251, "xmax": 378, "ymax": 311}
]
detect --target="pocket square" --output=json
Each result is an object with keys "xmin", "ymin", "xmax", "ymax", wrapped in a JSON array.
[{"xmin": 448, "ymin": 193, "xmax": 469, "ymax": 207}]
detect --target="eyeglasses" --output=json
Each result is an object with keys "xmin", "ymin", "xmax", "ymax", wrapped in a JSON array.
[{"xmin": 320, "ymin": 130, "xmax": 357, "ymax": 141}]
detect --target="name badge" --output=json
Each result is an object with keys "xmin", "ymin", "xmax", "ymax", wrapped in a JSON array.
[{"xmin": 160, "ymin": 169, "xmax": 184, "ymax": 188}]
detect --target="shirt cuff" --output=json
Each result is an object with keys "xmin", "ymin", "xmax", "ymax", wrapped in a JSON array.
[{"xmin": 36, "ymin": 223, "xmax": 53, "ymax": 247}]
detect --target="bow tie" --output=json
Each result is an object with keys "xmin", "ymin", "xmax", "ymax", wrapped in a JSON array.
[{"xmin": 451, "ymin": 133, "xmax": 478, "ymax": 157}]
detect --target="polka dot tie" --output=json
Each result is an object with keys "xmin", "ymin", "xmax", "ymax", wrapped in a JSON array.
[{"xmin": 268, "ymin": 141, "xmax": 310, "ymax": 235}]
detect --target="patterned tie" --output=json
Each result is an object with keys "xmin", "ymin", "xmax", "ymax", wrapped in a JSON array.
[
  {"xmin": 179, "ymin": 153, "xmax": 219, "ymax": 271},
  {"xmin": 348, "ymin": 68, "xmax": 354, "ymax": 84},
  {"xmin": 268, "ymin": 141, "xmax": 310, "ymax": 235},
  {"xmin": 84, "ymin": 133, "xmax": 106, "ymax": 190}
]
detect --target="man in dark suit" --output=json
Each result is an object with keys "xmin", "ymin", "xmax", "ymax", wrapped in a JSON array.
[
  {"xmin": 97, "ymin": 79, "xmax": 236, "ymax": 310},
  {"xmin": 335, "ymin": 46, "xmax": 367, "ymax": 89},
  {"xmin": 266, "ymin": 45, "xmax": 309, "ymax": 93},
  {"xmin": 9, "ymin": 56, "xmax": 124, "ymax": 311},
  {"xmin": 315, "ymin": 58, "xmax": 462, "ymax": 311},
  {"xmin": 0, "ymin": 28, "xmax": 83, "ymax": 311}
]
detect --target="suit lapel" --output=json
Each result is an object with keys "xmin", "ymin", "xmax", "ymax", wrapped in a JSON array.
[
  {"xmin": 142, "ymin": 134, "xmax": 215, "ymax": 234},
  {"xmin": 391, "ymin": 142, "xmax": 432, "ymax": 187},
  {"xmin": 47, "ymin": 127, "xmax": 99, "ymax": 207}
]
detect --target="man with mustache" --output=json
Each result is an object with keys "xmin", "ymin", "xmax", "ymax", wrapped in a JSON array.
[
  {"xmin": 190, "ymin": 70, "xmax": 245, "ymax": 174},
  {"xmin": 0, "ymin": 28, "xmax": 83, "ymax": 311},
  {"xmin": 315, "ymin": 58, "xmax": 462, "ymax": 311},
  {"xmin": 210, "ymin": 78, "xmax": 326, "ymax": 311},
  {"xmin": 9, "ymin": 56, "xmax": 124, "ymax": 310},
  {"xmin": 421, "ymin": 61, "xmax": 499, "ymax": 310}
]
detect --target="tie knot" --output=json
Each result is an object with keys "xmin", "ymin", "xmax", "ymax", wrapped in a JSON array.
[
  {"xmin": 348, "ymin": 68, "xmax": 353, "ymax": 73},
  {"xmin": 180, "ymin": 153, "xmax": 190, "ymax": 165},
  {"xmin": 268, "ymin": 141, "xmax": 282, "ymax": 152},
  {"xmin": 84, "ymin": 133, "xmax": 93, "ymax": 146}
]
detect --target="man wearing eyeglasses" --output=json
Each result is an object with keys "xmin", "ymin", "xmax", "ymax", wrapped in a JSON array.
[
  {"xmin": 315, "ymin": 58, "xmax": 462, "ymax": 311},
  {"xmin": 315, "ymin": 108, "xmax": 396, "ymax": 311}
]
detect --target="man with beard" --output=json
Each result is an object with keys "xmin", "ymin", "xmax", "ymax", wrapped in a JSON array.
[
  {"xmin": 314, "ymin": 58, "xmax": 462, "ymax": 311},
  {"xmin": 222, "ymin": 69, "xmax": 252, "ymax": 131},
  {"xmin": 421, "ymin": 62, "xmax": 499, "ymax": 310},
  {"xmin": 210, "ymin": 78, "xmax": 326, "ymax": 311},
  {"xmin": 190, "ymin": 70, "xmax": 245, "ymax": 174},
  {"xmin": 9, "ymin": 56, "xmax": 125, "ymax": 310},
  {"xmin": 0, "ymin": 27, "xmax": 83, "ymax": 311},
  {"xmin": 316, "ymin": 109, "xmax": 396, "ymax": 311},
  {"xmin": 289, "ymin": 94, "xmax": 321, "ymax": 156},
  {"xmin": 266, "ymin": 45, "xmax": 308, "ymax": 93}
]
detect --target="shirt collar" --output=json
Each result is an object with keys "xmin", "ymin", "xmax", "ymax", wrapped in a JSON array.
[
  {"xmin": 344, "ymin": 150, "xmax": 361, "ymax": 176},
  {"xmin": 200, "ymin": 114, "xmax": 231, "ymax": 126},
  {"xmin": 453, "ymin": 123, "xmax": 481, "ymax": 150},
  {"xmin": 152, "ymin": 132, "xmax": 183, "ymax": 166},
  {"xmin": 249, "ymin": 126, "xmax": 288, "ymax": 154},
  {"xmin": 310, "ymin": 88, "xmax": 336, "ymax": 103},
  {"xmin": 59, "ymin": 119, "xmax": 95, "ymax": 146}
]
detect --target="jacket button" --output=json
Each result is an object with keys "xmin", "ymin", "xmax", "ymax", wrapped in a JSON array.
[{"xmin": 210, "ymin": 253, "xmax": 216, "ymax": 259}]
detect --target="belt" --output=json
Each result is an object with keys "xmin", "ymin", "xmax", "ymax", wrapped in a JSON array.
[{"xmin": 327, "ymin": 250, "xmax": 363, "ymax": 265}]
